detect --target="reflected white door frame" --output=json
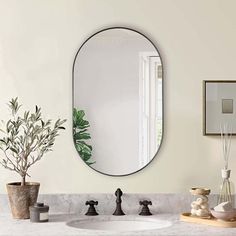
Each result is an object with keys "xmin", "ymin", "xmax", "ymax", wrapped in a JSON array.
[{"xmin": 139, "ymin": 52, "xmax": 162, "ymax": 167}]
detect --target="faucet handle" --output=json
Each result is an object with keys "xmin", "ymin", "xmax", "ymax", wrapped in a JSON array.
[
  {"xmin": 86, "ymin": 200, "xmax": 98, "ymax": 206},
  {"xmin": 139, "ymin": 200, "xmax": 152, "ymax": 206},
  {"xmin": 139, "ymin": 200, "xmax": 152, "ymax": 216},
  {"xmin": 85, "ymin": 200, "xmax": 98, "ymax": 216}
]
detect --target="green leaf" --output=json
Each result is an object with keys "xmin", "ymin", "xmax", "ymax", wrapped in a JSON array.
[
  {"xmin": 77, "ymin": 141, "xmax": 92, "ymax": 151},
  {"xmin": 73, "ymin": 108, "xmax": 94, "ymax": 165},
  {"xmin": 80, "ymin": 151, "xmax": 91, "ymax": 161},
  {"xmin": 78, "ymin": 129, "xmax": 87, "ymax": 133},
  {"xmin": 8, "ymin": 97, "xmax": 21, "ymax": 115},
  {"xmin": 86, "ymin": 161, "xmax": 95, "ymax": 166},
  {"xmin": 0, "ymin": 139, "xmax": 6, "ymax": 144},
  {"xmin": 74, "ymin": 132, "xmax": 91, "ymax": 140},
  {"xmin": 10, "ymin": 147, "xmax": 18, "ymax": 153}
]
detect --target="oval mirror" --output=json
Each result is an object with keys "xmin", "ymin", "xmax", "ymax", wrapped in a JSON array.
[{"xmin": 73, "ymin": 27, "xmax": 163, "ymax": 176}]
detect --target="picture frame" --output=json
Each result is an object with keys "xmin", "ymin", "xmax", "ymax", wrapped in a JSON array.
[{"xmin": 203, "ymin": 80, "xmax": 236, "ymax": 135}]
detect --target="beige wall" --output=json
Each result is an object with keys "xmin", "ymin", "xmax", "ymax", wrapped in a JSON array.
[{"xmin": 0, "ymin": 0, "xmax": 236, "ymax": 194}]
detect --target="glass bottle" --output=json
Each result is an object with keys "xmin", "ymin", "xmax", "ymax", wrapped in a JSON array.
[{"xmin": 218, "ymin": 169, "xmax": 234, "ymax": 207}]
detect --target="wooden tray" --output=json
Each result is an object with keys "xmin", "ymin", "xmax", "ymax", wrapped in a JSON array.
[{"xmin": 180, "ymin": 213, "xmax": 236, "ymax": 228}]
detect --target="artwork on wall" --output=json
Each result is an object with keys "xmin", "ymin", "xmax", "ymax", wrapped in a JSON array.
[{"xmin": 203, "ymin": 80, "xmax": 236, "ymax": 135}]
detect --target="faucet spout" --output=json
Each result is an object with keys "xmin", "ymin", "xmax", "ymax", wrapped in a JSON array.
[{"xmin": 113, "ymin": 188, "xmax": 125, "ymax": 215}]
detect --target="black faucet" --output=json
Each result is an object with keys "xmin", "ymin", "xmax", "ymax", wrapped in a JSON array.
[{"xmin": 113, "ymin": 188, "xmax": 125, "ymax": 215}]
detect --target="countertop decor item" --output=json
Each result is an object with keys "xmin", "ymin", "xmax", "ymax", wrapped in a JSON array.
[
  {"xmin": 210, "ymin": 208, "xmax": 236, "ymax": 222},
  {"xmin": 190, "ymin": 188, "xmax": 210, "ymax": 196},
  {"xmin": 29, "ymin": 202, "xmax": 49, "ymax": 223},
  {"xmin": 218, "ymin": 124, "xmax": 234, "ymax": 207},
  {"xmin": 181, "ymin": 187, "xmax": 236, "ymax": 227},
  {"xmin": 190, "ymin": 188, "xmax": 211, "ymax": 218},
  {"xmin": 214, "ymin": 201, "xmax": 233, "ymax": 211},
  {"xmin": 0, "ymin": 98, "xmax": 66, "ymax": 219},
  {"xmin": 180, "ymin": 213, "xmax": 236, "ymax": 228}
]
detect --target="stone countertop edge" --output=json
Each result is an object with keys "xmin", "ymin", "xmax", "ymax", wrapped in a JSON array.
[{"xmin": 0, "ymin": 213, "xmax": 236, "ymax": 236}]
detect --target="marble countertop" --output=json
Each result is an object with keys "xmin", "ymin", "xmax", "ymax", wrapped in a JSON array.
[{"xmin": 0, "ymin": 213, "xmax": 236, "ymax": 236}]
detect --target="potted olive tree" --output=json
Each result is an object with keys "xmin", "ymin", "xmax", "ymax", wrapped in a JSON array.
[{"xmin": 0, "ymin": 98, "xmax": 66, "ymax": 219}]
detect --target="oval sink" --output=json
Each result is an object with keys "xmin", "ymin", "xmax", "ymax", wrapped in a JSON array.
[{"xmin": 67, "ymin": 217, "xmax": 172, "ymax": 232}]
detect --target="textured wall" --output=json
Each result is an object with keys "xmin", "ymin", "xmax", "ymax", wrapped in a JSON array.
[{"xmin": 0, "ymin": 0, "xmax": 236, "ymax": 193}]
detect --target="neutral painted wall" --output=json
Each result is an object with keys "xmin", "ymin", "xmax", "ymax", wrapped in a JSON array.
[{"xmin": 0, "ymin": 0, "xmax": 236, "ymax": 194}]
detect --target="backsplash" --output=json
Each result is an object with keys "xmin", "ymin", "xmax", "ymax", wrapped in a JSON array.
[{"xmin": 0, "ymin": 194, "xmax": 219, "ymax": 214}]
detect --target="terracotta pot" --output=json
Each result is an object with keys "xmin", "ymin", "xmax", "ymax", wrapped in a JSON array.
[{"xmin": 6, "ymin": 182, "xmax": 40, "ymax": 219}]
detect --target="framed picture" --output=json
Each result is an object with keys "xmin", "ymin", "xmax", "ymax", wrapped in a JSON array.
[{"xmin": 203, "ymin": 80, "xmax": 236, "ymax": 135}]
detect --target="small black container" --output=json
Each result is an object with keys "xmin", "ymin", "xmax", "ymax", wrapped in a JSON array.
[{"xmin": 29, "ymin": 202, "xmax": 49, "ymax": 222}]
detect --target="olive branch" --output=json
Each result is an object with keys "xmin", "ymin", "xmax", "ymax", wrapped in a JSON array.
[{"xmin": 0, "ymin": 98, "xmax": 66, "ymax": 185}]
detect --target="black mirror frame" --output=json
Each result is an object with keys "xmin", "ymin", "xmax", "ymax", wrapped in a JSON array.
[{"xmin": 72, "ymin": 26, "xmax": 164, "ymax": 177}]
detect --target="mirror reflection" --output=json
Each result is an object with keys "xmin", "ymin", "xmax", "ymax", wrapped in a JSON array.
[{"xmin": 73, "ymin": 28, "xmax": 163, "ymax": 176}]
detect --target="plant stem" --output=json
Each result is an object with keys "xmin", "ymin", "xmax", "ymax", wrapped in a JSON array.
[{"xmin": 21, "ymin": 175, "xmax": 26, "ymax": 186}]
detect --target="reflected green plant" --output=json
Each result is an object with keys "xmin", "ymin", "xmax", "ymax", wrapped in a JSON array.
[{"xmin": 73, "ymin": 108, "xmax": 94, "ymax": 165}]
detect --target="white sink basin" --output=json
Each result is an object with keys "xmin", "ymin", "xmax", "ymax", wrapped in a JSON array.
[{"xmin": 67, "ymin": 217, "xmax": 172, "ymax": 232}]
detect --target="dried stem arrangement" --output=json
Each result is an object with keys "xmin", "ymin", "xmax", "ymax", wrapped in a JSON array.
[{"xmin": 220, "ymin": 123, "xmax": 232, "ymax": 170}]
